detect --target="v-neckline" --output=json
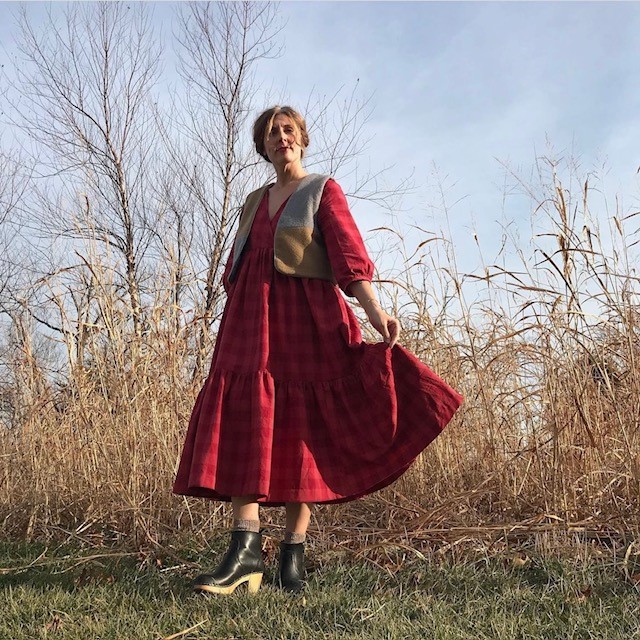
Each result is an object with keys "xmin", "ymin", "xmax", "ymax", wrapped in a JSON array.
[
  {"xmin": 266, "ymin": 175, "xmax": 310, "ymax": 221},
  {"xmin": 267, "ymin": 191, "xmax": 291, "ymax": 225}
]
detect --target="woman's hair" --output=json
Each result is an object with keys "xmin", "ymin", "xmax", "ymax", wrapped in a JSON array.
[{"xmin": 253, "ymin": 106, "xmax": 310, "ymax": 163}]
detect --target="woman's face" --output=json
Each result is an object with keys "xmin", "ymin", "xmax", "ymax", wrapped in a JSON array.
[{"xmin": 264, "ymin": 114, "xmax": 303, "ymax": 166}]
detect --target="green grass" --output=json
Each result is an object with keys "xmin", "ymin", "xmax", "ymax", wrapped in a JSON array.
[{"xmin": 1, "ymin": 540, "xmax": 639, "ymax": 640}]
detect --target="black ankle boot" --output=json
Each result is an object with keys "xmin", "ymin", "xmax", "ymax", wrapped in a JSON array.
[
  {"xmin": 194, "ymin": 530, "xmax": 264, "ymax": 594},
  {"xmin": 278, "ymin": 541, "xmax": 305, "ymax": 593}
]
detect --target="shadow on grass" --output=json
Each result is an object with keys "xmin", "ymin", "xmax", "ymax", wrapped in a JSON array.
[{"xmin": 0, "ymin": 545, "xmax": 195, "ymax": 601}]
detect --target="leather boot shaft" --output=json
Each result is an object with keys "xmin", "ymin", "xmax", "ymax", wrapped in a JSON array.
[{"xmin": 278, "ymin": 541, "xmax": 305, "ymax": 593}]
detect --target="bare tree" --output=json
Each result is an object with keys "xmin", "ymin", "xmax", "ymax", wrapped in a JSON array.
[
  {"xmin": 0, "ymin": 150, "xmax": 37, "ymax": 316},
  {"xmin": 166, "ymin": 2, "xmax": 407, "ymax": 377},
  {"xmin": 168, "ymin": 1, "xmax": 281, "ymax": 376},
  {"xmin": 0, "ymin": 150, "xmax": 36, "ymax": 428},
  {"xmin": 6, "ymin": 0, "xmax": 407, "ymax": 380},
  {"xmin": 10, "ymin": 1, "xmax": 162, "ymax": 340},
  {"xmin": 304, "ymin": 85, "xmax": 414, "ymax": 211}
]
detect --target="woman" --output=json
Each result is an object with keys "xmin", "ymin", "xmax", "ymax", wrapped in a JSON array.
[{"xmin": 173, "ymin": 106, "xmax": 463, "ymax": 595}]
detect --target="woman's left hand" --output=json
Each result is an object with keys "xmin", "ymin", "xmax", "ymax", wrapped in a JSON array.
[
  {"xmin": 365, "ymin": 302, "xmax": 401, "ymax": 348},
  {"xmin": 347, "ymin": 281, "xmax": 401, "ymax": 348}
]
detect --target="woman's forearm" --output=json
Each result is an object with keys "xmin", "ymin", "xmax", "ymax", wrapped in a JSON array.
[
  {"xmin": 349, "ymin": 280, "xmax": 400, "ymax": 347},
  {"xmin": 348, "ymin": 280, "xmax": 381, "ymax": 314}
]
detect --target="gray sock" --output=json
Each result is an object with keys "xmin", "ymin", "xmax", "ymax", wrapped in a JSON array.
[
  {"xmin": 233, "ymin": 519, "xmax": 260, "ymax": 533},
  {"xmin": 284, "ymin": 531, "xmax": 306, "ymax": 544}
]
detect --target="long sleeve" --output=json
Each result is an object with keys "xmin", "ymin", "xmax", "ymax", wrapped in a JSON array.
[{"xmin": 316, "ymin": 179, "xmax": 374, "ymax": 296}]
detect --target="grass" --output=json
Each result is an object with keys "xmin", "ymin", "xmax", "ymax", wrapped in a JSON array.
[{"xmin": 1, "ymin": 539, "xmax": 639, "ymax": 640}]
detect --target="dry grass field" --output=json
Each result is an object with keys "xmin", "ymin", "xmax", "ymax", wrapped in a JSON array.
[
  {"xmin": 1, "ymin": 157, "xmax": 638, "ymax": 555},
  {"xmin": 0, "ymin": 4, "xmax": 637, "ymax": 562}
]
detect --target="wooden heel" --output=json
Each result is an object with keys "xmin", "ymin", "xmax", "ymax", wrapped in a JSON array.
[{"xmin": 247, "ymin": 572, "xmax": 263, "ymax": 594}]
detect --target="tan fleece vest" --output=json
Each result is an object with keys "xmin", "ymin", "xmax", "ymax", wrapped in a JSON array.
[{"xmin": 229, "ymin": 174, "xmax": 334, "ymax": 283}]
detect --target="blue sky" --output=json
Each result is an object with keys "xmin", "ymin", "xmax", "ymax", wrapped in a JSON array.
[
  {"xmin": 2, "ymin": 1, "xmax": 639, "ymax": 279},
  {"xmin": 266, "ymin": 3, "xmax": 640, "ymax": 260}
]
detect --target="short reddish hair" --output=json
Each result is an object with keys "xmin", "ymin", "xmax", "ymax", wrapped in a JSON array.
[{"xmin": 253, "ymin": 106, "xmax": 310, "ymax": 163}]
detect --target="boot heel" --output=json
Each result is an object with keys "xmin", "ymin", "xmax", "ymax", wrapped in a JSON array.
[{"xmin": 247, "ymin": 572, "xmax": 263, "ymax": 594}]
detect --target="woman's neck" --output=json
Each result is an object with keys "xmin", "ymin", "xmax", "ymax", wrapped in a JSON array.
[{"xmin": 273, "ymin": 162, "xmax": 308, "ymax": 189}]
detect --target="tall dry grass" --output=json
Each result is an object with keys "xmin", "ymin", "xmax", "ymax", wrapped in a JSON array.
[{"xmin": 1, "ymin": 158, "xmax": 639, "ymax": 548}]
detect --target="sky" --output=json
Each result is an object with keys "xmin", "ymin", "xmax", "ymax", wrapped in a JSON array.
[{"xmin": 1, "ymin": 1, "xmax": 639, "ymax": 284}]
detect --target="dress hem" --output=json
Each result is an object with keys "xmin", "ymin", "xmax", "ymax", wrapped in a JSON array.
[{"xmin": 172, "ymin": 391, "xmax": 462, "ymax": 506}]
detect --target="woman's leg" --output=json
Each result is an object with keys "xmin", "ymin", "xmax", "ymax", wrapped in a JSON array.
[
  {"xmin": 279, "ymin": 502, "xmax": 313, "ymax": 593},
  {"xmin": 232, "ymin": 496, "xmax": 260, "ymax": 530},
  {"xmin": 284, "ymin": 502, "xmax": 313, "ymax": 541}
]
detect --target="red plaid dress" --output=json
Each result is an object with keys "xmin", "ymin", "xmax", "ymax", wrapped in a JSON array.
[{"xmin": 173, "ymin": 179, "xmax": 463, "ymax": 505}]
